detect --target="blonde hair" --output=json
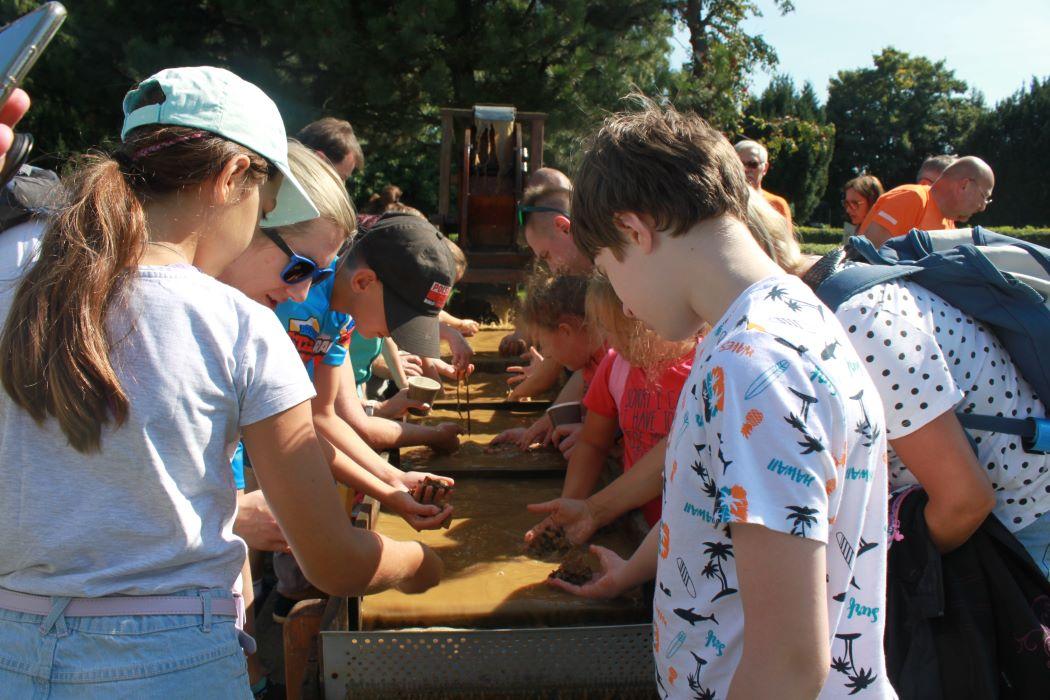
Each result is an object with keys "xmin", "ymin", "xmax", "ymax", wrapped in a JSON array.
[
  {"xmin": 275, "ymin": 140, "xmax": 356, "ymax": 242},
  {"xmin": 585, "ymin": 276, "xmax": 694, "ymax": 376},
  {"xmin": 746, "ymin": 191, "xmax": 804, "ymax": 274}
]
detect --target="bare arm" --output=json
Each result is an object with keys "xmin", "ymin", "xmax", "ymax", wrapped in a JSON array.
[
  {"xmin": 243, "ymin": 402, "xmax": 442, "ymax": 595},
  {"xmin": 312, "ymin": 363, "xmax": 406, "ymax": 490},
  {"xmin": 334, "ymin": 360, "xmax": 461, "ymax": 452},
  {"xmin": 547, "ymin": 519, "xmax": 660, "ymax": 599},
  {"xmin": 587, "ymin": 436, "xmax": 666, "ymax": 523},
  {"xmin": 508, "ymin": 354, "xmax": 566, "ymax": 400},
  {"xmin": 727, "ymin": 523, "xmax": 830, "ymax": 699},
  {"xmin": 890, "ymin": 410, "xmax": 996, "ymax": 552},
  {"xmin": 380, "ymin": 337, "xmax": 408, "ymax": 389},
  {"xmin": 857, "ymin": 220, "xmax": 895, "ymax": 247},
  {"xmin": 561, "ymin": 411, "xmax": 619, "ymax": 499}
]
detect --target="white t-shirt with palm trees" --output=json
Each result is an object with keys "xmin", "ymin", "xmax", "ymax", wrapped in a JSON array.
[{"xmin": 656, "ymin": 275, "xmax": 895, "ymax": 699}]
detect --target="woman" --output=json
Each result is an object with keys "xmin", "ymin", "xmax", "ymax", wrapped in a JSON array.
[
  {"xmin": 843, "ymin": 174, "xmax": 884, "ymax": 238},
  {"xmin": 0, "ymin": 67, "xmax": 440, "ymax": 698}
]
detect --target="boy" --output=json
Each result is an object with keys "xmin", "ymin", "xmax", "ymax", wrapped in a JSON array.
[{"xmin": 554, "ymin": 103, "xmax": 894, "ymax": 698}]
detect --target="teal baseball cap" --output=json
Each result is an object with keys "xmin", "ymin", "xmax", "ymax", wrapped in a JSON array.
[{"xmin": 120, "ymin": 66, "xmax": 318, "ymax": 228}]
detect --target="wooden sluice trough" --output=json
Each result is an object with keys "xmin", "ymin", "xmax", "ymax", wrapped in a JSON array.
[{"xmin": 283, "ymin": 329, "xmax": 656, "ymax": 699}]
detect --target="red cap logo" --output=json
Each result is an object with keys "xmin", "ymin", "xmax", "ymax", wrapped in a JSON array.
[{"xmin": 424, "ymin": 281, "xmax": 451, "ymax": 309}]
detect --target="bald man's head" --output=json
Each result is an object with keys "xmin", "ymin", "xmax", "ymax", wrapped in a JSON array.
[
  {"xmin": 931, "ymin": 156, "xmax": 995, "ymax": 223},
  {"xmin": 735, "ymin": 140, "xmax": 770, "ymax": 189},
  {"xmin": 528, "ymin": 167, "xmax": 572, "ymax": 191}
]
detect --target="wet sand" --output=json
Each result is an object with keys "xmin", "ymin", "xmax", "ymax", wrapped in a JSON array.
[{"xmin": 361, "ymin": 476, "xmax": 648, "ymax": 630}]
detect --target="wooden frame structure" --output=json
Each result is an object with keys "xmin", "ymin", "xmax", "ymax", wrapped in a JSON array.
[{"xmin": 434, "ymin": 107, "xmax": 547, "ymax": 285}]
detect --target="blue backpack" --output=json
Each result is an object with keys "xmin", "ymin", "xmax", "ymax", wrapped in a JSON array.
[{"xmin": 809, "ymin": 226, "xmax": 1050, "ymax": 454}]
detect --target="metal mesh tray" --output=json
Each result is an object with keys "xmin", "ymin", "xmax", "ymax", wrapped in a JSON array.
[{"xmin": 322, "ymin": 623, "xmax": 655, "ymax": 699}]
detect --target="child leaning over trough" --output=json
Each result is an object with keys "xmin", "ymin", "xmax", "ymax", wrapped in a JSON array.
[
  {"xmin": 558, "ymin": 100, "xmax": 895, "ymax": 699},
  {"xmin": 529, "ymin": 276, "xmax": 693, "ymax": 537},
  {"xmin": 493, "ymin": 271, "xmax": 608, "ymax": 457},
  {"xmin": 0, "ymin": 67, "xmax": 441, "ymax": 699}
]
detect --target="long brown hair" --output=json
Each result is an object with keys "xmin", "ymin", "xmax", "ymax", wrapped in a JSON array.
[{"xmin": 0, "ymin": 124, "xmax": 270, "ymax": 452}]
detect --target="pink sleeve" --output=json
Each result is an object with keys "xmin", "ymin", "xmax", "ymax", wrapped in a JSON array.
[{"xmin": 583, "ymin": 350, "xmax": 618, "ymax": 418}]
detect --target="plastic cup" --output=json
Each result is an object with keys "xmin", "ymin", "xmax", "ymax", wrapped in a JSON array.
[
  {"xmin": 407, "ymin": 376, "xmax": 442, "ymax": 416},
  {"xmin": 546, "ymin": 401, "xmax": 582, "ymax": 428}
]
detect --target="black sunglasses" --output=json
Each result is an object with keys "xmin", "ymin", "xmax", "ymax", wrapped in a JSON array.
[
  {"xmin": 517, "ymin": 204, "xmax": 570, "ymax": 227},
  {"xmin": 262, "ymin": 228, "xmax": 337, "ymax": 285}
]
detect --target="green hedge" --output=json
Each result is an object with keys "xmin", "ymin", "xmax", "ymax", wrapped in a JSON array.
[{"xmin": 797, "ymin": 226, "xmax": 1050, "ymax": 247}]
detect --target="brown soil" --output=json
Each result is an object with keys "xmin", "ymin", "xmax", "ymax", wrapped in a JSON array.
[{"xmin": 549, "ymin": 552, "xmax": 595, "ymax": 586}]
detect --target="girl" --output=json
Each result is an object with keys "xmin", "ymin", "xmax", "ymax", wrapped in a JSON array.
[
  {"xmin": 545, "ymin": 277, "xmax": 694, "ymax": 528},
  {"xmin": 493, "ymin": 272, "xmax": 607, "ymax": 453},
  {"xmin": 0, "ymin": 67, "xmax": 440, "ymax": 699}
]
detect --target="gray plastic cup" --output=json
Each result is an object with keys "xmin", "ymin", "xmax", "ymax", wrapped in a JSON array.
[
  {"xmin": 546, "ymin": 401, "xmax": 582, "ymax": 428},
  {"xmin": 407, "ymin": 376, "xmax": 442, "ymax": 416}
]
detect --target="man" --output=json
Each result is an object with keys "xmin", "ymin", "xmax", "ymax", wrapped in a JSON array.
[
  {"xmin": 297, "ymin": 117, "xmax": 365, "ymax": 181},
  {"xmin": 916, "ymin": 154, "xmax": 957, "ymax": 186},
  {"xmin": 860, "ymin": 155, "xmax": 994, "ymax": 246},
  {"xmin": 735, "ymin": 139, "xmax": 792, "ymax": 227},
  {"xmin": 527, "ymin": 166, "xmax": 573, "ymax": 190},
  {"xmin": 519, "ymin": 184, "xmax": 590, "ymax": 274}
]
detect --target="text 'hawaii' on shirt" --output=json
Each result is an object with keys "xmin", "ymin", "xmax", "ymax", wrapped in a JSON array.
[{"xmin": 657, "ymin": 275, "xmax": 895, "ymax": 699}]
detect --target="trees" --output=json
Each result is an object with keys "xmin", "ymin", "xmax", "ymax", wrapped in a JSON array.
[
  {"xmin": 665, "ymin": 0, "xmax": 794, "ymax": 130},
  {"xmin": 825, "ymin": 48, "xmax": 984, "ymax": 195},
  {"xmin": 963, "ymin": 78, "xmax": 1050, "ymax": 226},
  {"xmin": 7, "ymin": 0, "xmax": 675, "ymax": 214},
  {"xmin": 740, "ymin": 75, "xmax": 834, "ymax": 223}
]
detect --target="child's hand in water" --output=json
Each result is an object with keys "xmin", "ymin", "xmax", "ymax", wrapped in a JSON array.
[
  {"xmin": 551, "ymin": 422, "xmax": 583, "ymax": 458},
  {"xmin": 400, "ymin": 471, "xmax": 455, "ymax": 495},
  {"xmin": 387, "ymin": 490, "xmax": 453, "ymax": 531},
  {"xmin": 524, "ymin": 497, "xmax": 600, "ymax": 545},
  {"xmin": 491, "ymin": 427, "xmax": 527, "ymax": 448},
  {"xmin": 428, "ymin": 422, "xmax": 463, "ymax": 453},
  {"xmin": 546, "ymin": 545, "xmax": 628, "ymax": 600},
  {"xmin": 519, "ymin": 414, "xmax": 553, "ymax": 449}
]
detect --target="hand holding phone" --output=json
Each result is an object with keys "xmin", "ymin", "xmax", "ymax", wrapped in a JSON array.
[{"xmin": 0, "ymin": 2, "xmax": 66, "ymax": 184}]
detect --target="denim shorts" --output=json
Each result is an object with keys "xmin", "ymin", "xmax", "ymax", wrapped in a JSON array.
[{"xmin": 0, "ymin": 588, "xmax": 251, "ymax": 699}]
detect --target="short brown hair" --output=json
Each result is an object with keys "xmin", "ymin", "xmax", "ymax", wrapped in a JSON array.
[
  {"xmin": 572, "ymin": 99, "xmax": 750, "ymax": 261},
  {"xmin": 522, "ymin": 184, "xmax": 571, "ymax": 211},
  {"xmin": 297, "ymin": 117, "xmax": 365, "ymax": 173},
  {"xmin": 843, "ymin": 174, "xmax": 884, "ymax": 208}
]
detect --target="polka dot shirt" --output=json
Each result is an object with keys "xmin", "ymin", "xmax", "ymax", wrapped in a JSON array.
[{"xmin": 835, "ymin": 278, "xmax": 1049, "ymax": 532}]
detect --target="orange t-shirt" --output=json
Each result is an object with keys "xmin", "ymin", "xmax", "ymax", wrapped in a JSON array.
[
  {"xmin": 761, "ymin": 189, "xmax": 792, "ymax": 227},
  {"xmin": 859, "ymin": 184, "xmax": 954, "ymax": 240}
]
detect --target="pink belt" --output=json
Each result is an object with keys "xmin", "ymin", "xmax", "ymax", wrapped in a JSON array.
[{"xmin": 0, "ymin": 588, "xmax": 240, "ymax": 618}]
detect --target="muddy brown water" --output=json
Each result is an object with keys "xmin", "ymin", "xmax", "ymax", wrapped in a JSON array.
[{"xmin": 360, "ymin": 476, "xmax": 648, "ymax": 630}]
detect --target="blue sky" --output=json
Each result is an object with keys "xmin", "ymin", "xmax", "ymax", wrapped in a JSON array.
[{"xmin": 669, "ymin": 0, "xmax": 1050, "ymax": 106}]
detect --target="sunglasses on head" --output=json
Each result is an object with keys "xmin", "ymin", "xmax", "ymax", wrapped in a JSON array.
[
  {"xmin": 263, "ymin": 228, "xmax": 337, "ymax": 285},
  {"xmin": 517, "ymin": 204, "xmax": 570, "ymax": 227}
]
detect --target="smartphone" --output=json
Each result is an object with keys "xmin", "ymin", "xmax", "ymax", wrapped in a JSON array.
[
  {"xmin": 0, "ymin": 2, "xmax": 67, "ymax": 106},
  {"xmin": 0, "ymin": 3, "xmax": 66, "ymax": 186}
]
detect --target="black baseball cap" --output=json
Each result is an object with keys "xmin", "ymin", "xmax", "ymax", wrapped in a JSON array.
[{"xmin": 351, "ymin": 212, "xmax": 456, "ymax": 358}]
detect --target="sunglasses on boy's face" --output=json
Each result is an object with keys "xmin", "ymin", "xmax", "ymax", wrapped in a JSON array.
[
  {"xmin": 517, "ymin": 205, "xmax": 570, "ymax": 227},
  {"xmin": 263, "ymin": 228, "xmax": 337, "ymax": 285}
]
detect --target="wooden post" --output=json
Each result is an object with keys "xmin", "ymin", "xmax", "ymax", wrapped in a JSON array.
[
  {"xmin": 283, "ymin": 599, "xmax": 327, "ymax": 700},
  {"xmin": 438, "ymin": 110, "xmax": 453, "ymax": 229},
  {"xmin": 529, "ymin": 118, "xmax": 545, "ymax": 171}
]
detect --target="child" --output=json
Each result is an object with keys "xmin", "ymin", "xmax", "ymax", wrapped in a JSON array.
[
  {"xmin": 219, "ymin": 145, "xmax": 454, "ymax": 632},
  {"xmin": 0, "ymin": 67, "xmax": 440, "ymax": 698},
  {"xmin": 534, "ymin": 276, "xmax": 693, "ymax": 533},
  {"xmin": 494, "ymin": 272, "xmax": 607, "ymax": 453},
  {"xmin": 554, "ymin": 101, "xmax": 894, "ymax": 699}
]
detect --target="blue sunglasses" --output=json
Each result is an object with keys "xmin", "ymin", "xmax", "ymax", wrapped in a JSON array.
[{"xmin": 263, "ymin": 228, "xmax": 337, "ymax": 285}]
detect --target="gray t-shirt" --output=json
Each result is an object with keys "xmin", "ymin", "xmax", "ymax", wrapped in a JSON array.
[{"xmin": 0, "ymin": 265, "xmax": 314, "ymax": 596}]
